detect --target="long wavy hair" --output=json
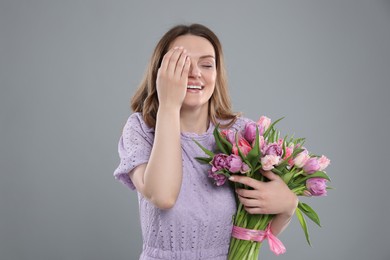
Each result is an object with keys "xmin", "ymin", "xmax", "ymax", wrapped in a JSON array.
[{"xmin": 131, "ymin": 23, "xmax": 238, "ymax": 128}]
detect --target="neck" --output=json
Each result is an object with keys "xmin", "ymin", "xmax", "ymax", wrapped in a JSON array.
[{"xmin": 180, "ymin": 105, "xmax": 209, "ymax": 134}]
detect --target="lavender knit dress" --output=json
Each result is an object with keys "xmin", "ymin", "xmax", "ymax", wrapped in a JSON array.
[{"xmin": 113, "ymin": 113, "xmax": 251, "ymax": 260}]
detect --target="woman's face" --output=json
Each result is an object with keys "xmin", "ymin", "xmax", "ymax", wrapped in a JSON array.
[{"xmin": 170, "ymin": 34, "xmax": 217, "ymax": 111}]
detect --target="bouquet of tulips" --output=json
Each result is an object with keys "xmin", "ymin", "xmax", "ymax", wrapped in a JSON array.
[{"xmin": 194, "ymin": 116, "xmax": 331, "ymax": 259}]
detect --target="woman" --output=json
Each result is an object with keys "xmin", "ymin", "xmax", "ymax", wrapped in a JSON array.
[{"xmin": 114, "ymin": 23, "xmax": 298, "ymax": 260}]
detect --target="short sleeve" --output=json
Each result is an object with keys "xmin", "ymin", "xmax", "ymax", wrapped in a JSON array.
[{"xmin": 113, "ymin": 113, "xmax": 154, "ymax": 190}]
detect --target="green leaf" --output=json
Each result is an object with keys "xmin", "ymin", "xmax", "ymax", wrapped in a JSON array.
[
  {"xmin": 193, "ymin": 139, "xmax": 214, "ymax": 157},
  {"xmin": 271, "ymin": 167, "xmax": 283, "ymax": 175},
  {"xmin": 215, "ymin": 126, "xmax": 233, "ymax": 153},
  {"xmin": 213, "ymin": 124, "xmax": 229, "ymax": 154},
  {"xmin": 294, "ymin": 137, "xmax": 306, "ymax": 145},
  {"xmin": 300, "ymin": 171, "xmax": 331, "ymax": 183},
  {"xmin": 296, "ymin": 207, "xmax": 311, "ymax": 246},
  {"xmin": 291, "ymin": 170, "xmax": 331, "ymax": 187},
  {"xmin": 275, "ymin": 131, "xmax": 279, "ymax": 142},
  {"xmin": 253, "ymin": 165, "xmax": 263, "ymax": 172},
  {"xmin": 291, "ymin": 147, "xmax": 304, "ymax": 158},
  {"xmin": 246, "ymin": 126, "xmax": 261, "ymax": 167},
  {"xmin": 298, "ymin": 202, "xmax": 321, "ymax": 227},
  {"xmin": 282, "ymin": 138, "xmax": 286, "ymax": 157},
  {"xmin": 287, "ymin": 134, "xmax": 294, "ymax": 144},
  {"xmin": 215, "ymin": 169, "xmax": 231, "ymax": 178},
  {"xmin": 263, "ymin": 117, "xmax": 284, "ymax": 138},
  {"xmin": 195, "ymin": 157, "xmax": 212, "ymax": 164},
  {"xmin": 269, "ymin": 129, "xmax": 275, "ymax": 142},
  {"xmin": 234, "ymin": 135, "xmax": 253, "ymax": 172},
  {"xmin": 280, "ymin": 169, "xmax": 294, "ymax": 184},
  {"xmin": 246, "ymin": 148, "xmax": 259, "ymax": 168},
  {"xmin": 276, "ymin": 159, "xmax": 290, "ymax": 169}
]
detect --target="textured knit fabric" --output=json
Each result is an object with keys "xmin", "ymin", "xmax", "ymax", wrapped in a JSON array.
[{"xmin": 113, "ymin": 112, "xmax": 251, "ymax": 260}]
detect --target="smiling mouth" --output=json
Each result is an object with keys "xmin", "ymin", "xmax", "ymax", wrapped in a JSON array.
[{"xmin": 187, "ymin": 85, "xmax": 203, "ymax": 90}]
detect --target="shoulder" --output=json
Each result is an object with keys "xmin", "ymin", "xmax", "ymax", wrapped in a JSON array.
[{"xmin": 123, "ymin": 112, "xmax": 155, "ymax": 135}]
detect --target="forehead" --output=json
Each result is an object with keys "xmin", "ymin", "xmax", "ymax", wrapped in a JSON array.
[{"xmin": 170, "ymin": 35, "xmax": 215, "ymax": 57}]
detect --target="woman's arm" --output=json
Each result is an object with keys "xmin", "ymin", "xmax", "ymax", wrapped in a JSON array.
[
  {"xmin": 130, "ymin": 47, "xmax": 190, "ymax": 209},
  {"xmin": 229, "ymin": 170, "xmax": 298, "ymax": 235}
]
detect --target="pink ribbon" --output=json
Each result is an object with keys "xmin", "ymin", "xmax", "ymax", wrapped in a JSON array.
[{"xmin": 231, "ymin": 223, "xmax": 286, "ymax": 255}]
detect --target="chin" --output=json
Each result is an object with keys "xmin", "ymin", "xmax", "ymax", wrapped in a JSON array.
[{"xmin": 181, "ymin": 101, "xmax": 209, "ymax": 111}]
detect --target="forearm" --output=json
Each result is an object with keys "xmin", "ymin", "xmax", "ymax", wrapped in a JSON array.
[
  {"xmin": 270, "ymin": 211, "xmax": 293, "ymax": 236},
  {"xmin": 143, "ymin": 107, "xmax": 183, "ymax": 209},
  {"xmin": 270, "ymin": 196, "xmax": 298, "ymax": 236}
]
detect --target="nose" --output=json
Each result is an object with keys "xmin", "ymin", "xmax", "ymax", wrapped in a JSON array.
[{"xmin": 188, "ymin": 60, "xmax": 201, "ymax": 78}]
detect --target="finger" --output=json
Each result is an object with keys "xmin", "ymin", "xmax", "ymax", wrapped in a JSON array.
[
  {"xmin": 260, "ymin": 169, "xmax": 281, "ymax": 181},
  {"xmin": 235, "ymin": 188, "xmax": 261, "ymax": 199},
  {"xmin": 167, "ymin": 47, "xmax": 184, "ymax": 76},
  {"xmin": 160, "ymin": 47, "xmax": 178, "ymax": 71},
  {"xmin": 174, "ymin": 49, "xmax": 188, "ymax": 76},
  {"xmin": 237, "ymin": 194, "xmax": 262, "ymax": 208},
  {"xmin": 244, "ymin": 206, "xmax": 268, "ymax": 215},
  {"xmin": 180, "ymin": 55, "xmax": 191, "ymax": 79},
  {"xmin": 229, "ymin": 175, "xmax": 263, "ymax": 189}
]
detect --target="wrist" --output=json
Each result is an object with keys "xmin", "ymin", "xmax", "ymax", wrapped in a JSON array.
[
  {"xmin": 157, "ymin": 98, "xmax": 183, "ymax": 112},
  {"xmin": 282, "ymin": 194, "xmax": 299, "ymax": 218},
  {"xmin": 157, "ymin": 106, "xmax": 181, "ymax": 118}
]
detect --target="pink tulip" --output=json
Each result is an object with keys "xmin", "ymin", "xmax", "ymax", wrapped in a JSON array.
[
  {"xmin": 221, "ymin": 129, "xmax": 236, "ymax": 144},
  {"xmin": 259, "ymin": 135, "xmax": 266, "ymax": 154},
  {"xmin": 257, "ymin": 116, "xmax": 271, "ymax": 135},
  {"xmin": 318, "ymin": 155, "xmax": 330, "ymax": 171},
  {"xmin": 232, "ymin": 137, "xmax": 252, "ymax": 156},
  {"xmin": 306, "ymin": 178, "xmax": 327, "ymax": 196},
  {"xmin": 261, "ymin": 155, "xmax": 280, "ymax": 171},
  {"xmin": 283, "ymin": 146, "xmax": 294, "ymax": 167},
  {"xmin": 293, "ymin": 150, "xmax": 310, "ymax": 168}
]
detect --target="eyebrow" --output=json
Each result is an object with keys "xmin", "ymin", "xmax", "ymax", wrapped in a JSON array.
[{"xmin": 199, "ymin": 55, "xmax": 215, "ymax": 60}]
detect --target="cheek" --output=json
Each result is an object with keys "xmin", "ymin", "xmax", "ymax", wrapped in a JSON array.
[{"xmin": 204, "ymin": 71, "xmax": 217, "ymax": 85}]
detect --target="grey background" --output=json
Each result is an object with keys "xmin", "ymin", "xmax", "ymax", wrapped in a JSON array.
[{"xmin": 1, "ymin": 0, "xmax": 389, "ymax": 259}]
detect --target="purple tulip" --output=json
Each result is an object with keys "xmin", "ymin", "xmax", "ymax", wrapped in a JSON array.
[
  {"xmin": 208, "ymin": 170, "xmax": 227, "ymax": 186},
  {"xmin": 306, "ymin": 178, "xmax": 327, "ymax": 196},
  {"xmin": 244, "ymin": 122, "xmax": 257, "ymax": 143},
  {"xmin": 226, "ymin": 154, "xmax": 243, "ymax": 173},
  {"xmin": 303, "ymin": 157, "xmax": 321, "ymax": 174},
  {"xmin": 264, "ymin": 143, "xmax": 283, "ymax": 157},
  {"xmin": 211, "ymin": 154, "xmax": 228, "ymax": 173},
  {"xmin": 240, "ymin": 163, "xmax": 250, "ymax": 174}
]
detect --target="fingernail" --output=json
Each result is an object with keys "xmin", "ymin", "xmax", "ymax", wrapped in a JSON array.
[{"xmin": 229, "ymin": 176, "xmax": 234, "ymax": 181}]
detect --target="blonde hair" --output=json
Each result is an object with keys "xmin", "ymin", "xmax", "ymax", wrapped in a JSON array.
[{"xmin": 131, "ymin": 23, "xmax": 238, "ymax": 128}]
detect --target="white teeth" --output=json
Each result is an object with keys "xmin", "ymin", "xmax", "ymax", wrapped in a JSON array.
[{"xmin": 187, "ymin": 85, "xmax": 202, "ymax": 90}]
